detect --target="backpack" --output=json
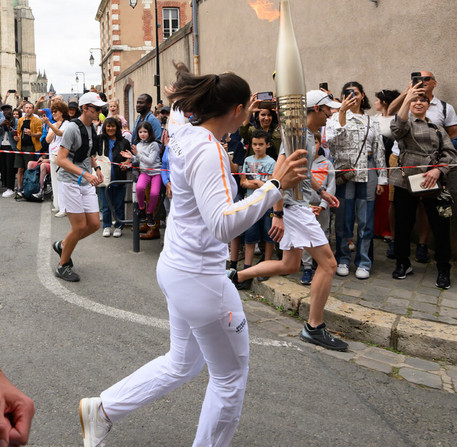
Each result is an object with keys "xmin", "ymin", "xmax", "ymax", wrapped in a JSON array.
[
  {"xmin": 22, "ymin": 166, "xmax": 41, "ymax": 201},
  {"xmin": 71, "ymin": 119, "xmax": 99, "ymax": 163}
]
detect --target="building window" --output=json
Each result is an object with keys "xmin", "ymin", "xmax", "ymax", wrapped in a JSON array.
[{"xmin": 163, "ymin": 8, "xmax": 180, "ymax": 39}]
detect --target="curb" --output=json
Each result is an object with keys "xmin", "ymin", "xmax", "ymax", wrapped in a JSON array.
[{"xmin": 251, "ymin": 276, "xmax": 457, "ymax": 364}]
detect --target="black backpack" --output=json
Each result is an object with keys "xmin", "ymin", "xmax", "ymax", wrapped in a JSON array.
[{"xmin": 71, "ymin": 119, "xmax": 99, "ymax": 163}]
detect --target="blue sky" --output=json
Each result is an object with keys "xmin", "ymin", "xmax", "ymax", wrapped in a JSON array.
[{"xmin": 29, "ymin": 0, "xmax": 102, "ymax": 94}]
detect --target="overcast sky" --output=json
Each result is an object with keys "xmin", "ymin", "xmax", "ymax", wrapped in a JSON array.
[{"xmin": 29, "ymin": 0, "xmax": 102, "ymax": 95}]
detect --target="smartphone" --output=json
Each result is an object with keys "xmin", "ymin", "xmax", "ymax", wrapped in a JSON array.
[
  {"xmin": 411, "ymin": 72, "xmax": 421, "ymax": 79},
  {"xmin": 14, "ymin": 130, "xmax": 18, "ymax": 137},
  {"xmin": 8, "ymin": 89, "xmax": 16, "ymax": 93},
  {"xmin": 412, "ymin": 76, "xmax": 424, "ymax": 87},
  {"xmin": 41, "ymin": 111, "xmax": 47, "ymax": 117},
  {"xmin": 319, "ymin": 82, "xmax": 328, "ymax": 91},
  {"xmin": 344, "ymin": 88, "xmax": 356, "ymax": 98},
  {"xmin": 257, "ymin": 91, "xmax": 274, "ymax": 101}
]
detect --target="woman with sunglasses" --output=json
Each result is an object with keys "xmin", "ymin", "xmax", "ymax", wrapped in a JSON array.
[
  {"xmin": 326, "ymin": 81, "xmax": 387, "ymax": 280},
  {"xmin": 53, "ymin": 93, "xmax": 106, "ymax": 282},
  {"xmin": 390, "ymin": 84, "xmax": 457, "ymax": 289},
  {"xmin": 78, "ymin": 63, "xmax": 306, "ymax": 447}
]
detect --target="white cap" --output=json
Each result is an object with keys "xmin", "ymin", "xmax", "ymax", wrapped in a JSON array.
[
  {"xmin": 78, "ymin": 92, "xmax": 107, "ymax": 107},
  {"xmin": 306, "ymin": 90, "xmax": 341, "ymax": 109}
]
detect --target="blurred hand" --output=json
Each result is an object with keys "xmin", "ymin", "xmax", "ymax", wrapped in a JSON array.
[
  {"xmin": 269, "ymin": 216, "xmax": 284, "ymax": 242},
  {"xmin": 166, "ymin": 182, "xmax": 172, "ymax": 199}
]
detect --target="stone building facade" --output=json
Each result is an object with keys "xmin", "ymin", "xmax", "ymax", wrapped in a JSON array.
[
  {"xmin": 0, "ymin": 0, "xmax": 46, "ymax": 104},
  {"xmin": 96, "ymin": 0, "xmax": 191, "ymax": 102}
]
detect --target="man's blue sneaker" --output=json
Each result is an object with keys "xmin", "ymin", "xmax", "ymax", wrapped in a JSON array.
[{"xmin": 300, "ymin": 269, "xmax": 314, "ymax": 285}]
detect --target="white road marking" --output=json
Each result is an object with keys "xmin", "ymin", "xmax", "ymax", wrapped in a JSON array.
[{"xmin": 37, "ymin": 205, "xmax": 301, "ymax": 351}]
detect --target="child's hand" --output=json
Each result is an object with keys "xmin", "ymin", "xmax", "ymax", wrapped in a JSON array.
[{"xmin": 120, "ymin": 150, "xmax": 132, "ymax": 159}]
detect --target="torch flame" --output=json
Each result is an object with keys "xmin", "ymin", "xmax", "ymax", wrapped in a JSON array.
[{"xmin": 248, "ymin": 0, "xmax": 280, "ymax": 22}]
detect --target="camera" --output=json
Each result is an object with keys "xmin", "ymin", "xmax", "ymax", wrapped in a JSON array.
[{"xmin": 411, "ymin": 72, "xmax": 421, "ymax": 79}]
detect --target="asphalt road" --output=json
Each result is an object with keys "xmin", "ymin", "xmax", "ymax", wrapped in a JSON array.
[{"xmin": 1, "ymin": 198, "xmax": 456, "ymax": 447}]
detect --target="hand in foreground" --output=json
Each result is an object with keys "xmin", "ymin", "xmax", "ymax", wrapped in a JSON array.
[
  {"xmin": 0, "ymin": 371, "xmax": 35, "ymax": 446},
  {"xmin": 422, "ymin": 168, "xmax": 441, "ymax": 189},
  {"xmin": 339, "ymin": 93, "xmax": 357, "ymax": 114},
  {"xmin": 273, "ymin": 150, "xmax": 308, "ymax": 190},
  {"xmin": 269, "ymin": 216, "xmax": 284, "ymax": 242},
  {"xmin": 120, "ymin": 150, "xmax": 133, "ymax": 159},
  {"xmin": 166, "ymin": 182, "xmax": 172, "ymax": 199},
  {"xmin": 84, "ymin": 171, "xmax": 102, "ymax": 187}
]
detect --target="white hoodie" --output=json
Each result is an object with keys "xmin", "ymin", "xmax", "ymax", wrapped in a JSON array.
[{"xmin": 161, "ymin": 123, "xmax": 282, "ymax": 274}]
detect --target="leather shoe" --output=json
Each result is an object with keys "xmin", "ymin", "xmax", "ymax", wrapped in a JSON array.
[
  {"xmin": 139, "ymin": 223, "xmax": 149, "ymax": 233},
  {"xmin": 140, "ymin": 227, "xmax": 160, "ymax": 240}
]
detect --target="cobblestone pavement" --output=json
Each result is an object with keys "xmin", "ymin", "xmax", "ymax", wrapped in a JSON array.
[
  {"xmin": 286, "ymin": 237, "xmax": 457, "ymax": 326},
  {"xmin": 243, "ymin": 297, "xmax": 457, "ymax": 394}
]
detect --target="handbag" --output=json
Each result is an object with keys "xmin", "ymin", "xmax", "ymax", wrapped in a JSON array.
[
  {"xmin": 92, "ymin": 139, "xmax": 112, "ymax": 187},
  {"xmin": 335, "ymin": 116, "xmax": 370, "ymax": 186}
]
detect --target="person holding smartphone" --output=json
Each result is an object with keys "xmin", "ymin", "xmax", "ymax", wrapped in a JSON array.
[{"xmin": 327, "ymin": 81, "xmax": 387, "ymax": 280}]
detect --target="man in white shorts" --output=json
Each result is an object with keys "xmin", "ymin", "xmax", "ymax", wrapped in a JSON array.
[
  {"xmin": 53, "ymin": 92, "xmax": 106, "ymax": 282},
  {"xmin": 231, "ymin": 90, "xmax": 348, "ymax": 351}
]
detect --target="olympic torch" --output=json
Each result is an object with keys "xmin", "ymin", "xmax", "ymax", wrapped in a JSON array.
[{"xmin": 275, "ymin": 0, "xmax": 307, "ymax": 200}]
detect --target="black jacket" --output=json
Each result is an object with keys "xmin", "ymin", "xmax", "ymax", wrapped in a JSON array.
[{"xmin": 96, "ymin": 135, "xmax": 131, "ymax": 181}]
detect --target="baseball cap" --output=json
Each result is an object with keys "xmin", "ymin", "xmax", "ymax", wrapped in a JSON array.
[
  {"xmin": 160, "ymin": 106, "xmax": 171, "ymax": 114},
  {"xmin": 68, "ymin": 101, "xmax": 79, "ymax": 109},
  {"xmin": 78, "ymin": 92, "xmax": 107, "ymax": 107},
  {"xmin": 306, "ymin": 90, "xmax": 341, "ymax": 109}
]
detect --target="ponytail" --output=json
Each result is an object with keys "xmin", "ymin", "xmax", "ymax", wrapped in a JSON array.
[{"xmin": 168, "ymin": 62, "xmax": 251, "ymax": 125}]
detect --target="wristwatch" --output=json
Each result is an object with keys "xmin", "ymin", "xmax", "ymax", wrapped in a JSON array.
[
  {"xmin": 270, "ymin": 179, "xmax": 281, "ymax": 190},
  {"xmin": 94, "ymin": 166, "xmax": 101, "ymax": 171},
  {"xmin": 273, "ymin": 210, "xmax": 284, "ymax": 218},
  {"xmin": 316, "ymin": 186, "xmax": 326, "ymax": 195}
]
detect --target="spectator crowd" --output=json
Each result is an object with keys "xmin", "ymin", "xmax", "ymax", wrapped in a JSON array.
[{"xmin": 1, "ymin": 69, "xmax": 457, "ymax": 291}]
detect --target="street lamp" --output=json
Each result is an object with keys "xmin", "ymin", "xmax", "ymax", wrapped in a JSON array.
[
  {"xmin": 89, "ymin": 48, "xmax": 104, "ymax": 92},
  {"xmin": 75, "ymin": 72, "xmax": 86, "ymax": 94},
  {"xmin": 129, "ymin": 0, "xmax": 138, "ymax": 8}
]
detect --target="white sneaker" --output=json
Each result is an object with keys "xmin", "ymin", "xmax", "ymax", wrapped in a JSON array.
[
  {"xmin": 51, "ymin": 207, "xmax": 59, "ymax": 213},
  {"xmin": 79, "ymin": 397, "xmax": 112, "ymax": 447},
  {"xmin": 113, "ymin": 228, "xmax": 122, "ymax": 238},
  {"xmin": 336, "ymin": 264, "xmax": 349, "ymax": 277},
  {"xmin": 254, "ymin": 243, "xmax": 262, "ymax": 255},
  {"xmin": 103, "ymin": 227, "xmax": 111, "ymax": 237},
  {"xmin": 355, "ymin": 267, "xmax": 370, "ymax": 279},
  {"xmin": 2, "ymin": 189, "xmax": 14, "ymax": 198},
  {"xmin": 55, "ymin": 211, "xmax": 67, "ymax": 218}
]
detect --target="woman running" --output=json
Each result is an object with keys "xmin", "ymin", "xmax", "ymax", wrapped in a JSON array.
[{"xmin": 79, "ymin": 63, "xmax": 306, "ymax": 447}]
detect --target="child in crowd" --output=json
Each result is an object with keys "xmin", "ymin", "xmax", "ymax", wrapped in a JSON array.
[
  {"xmin": 120, "ymin": 121, "xmax": 161, "ymax": 226},
  {"xmin": 240, "ymin": 129, "xmax": 276, "ymax": 279},
  {"xmin": 301, "ymin": 133, "xmax": 336, "ymax": 285}
]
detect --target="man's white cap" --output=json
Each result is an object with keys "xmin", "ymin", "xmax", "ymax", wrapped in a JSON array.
[
  {"xmin": 306, "ymin": 90, "xmax": 341, "ymax": 109},
  {"xmin": 78, "ymin": 92, "xmax": 107, "ymax": 107}
]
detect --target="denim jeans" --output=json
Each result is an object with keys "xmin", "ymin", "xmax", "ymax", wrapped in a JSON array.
[
  {"xmin": 99, "ymin": 185, "xmax": 126, "ymax": 229},
  {"xmin": 335, "ymin": 158, "xmax": 378, "ymax": 270}
]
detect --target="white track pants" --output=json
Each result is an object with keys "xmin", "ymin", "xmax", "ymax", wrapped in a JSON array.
[{"xmin": 101, "ymin": 257, "xmax": 250, "ymax": 447}]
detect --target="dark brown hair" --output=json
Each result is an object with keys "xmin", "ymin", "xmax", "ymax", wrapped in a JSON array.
[
  {"xmin": 168, "ymin": 62, "xmax": 251, "ymax": 125},
  {"xmin": 342, "ymin": 81, "xmax": 371, "ymax": 112},
  {"xmin": 51, "ymin": 100, "xmax": 70, "ymax": 120}
]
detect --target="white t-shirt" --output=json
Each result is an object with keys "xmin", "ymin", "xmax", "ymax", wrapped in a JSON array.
[
  {"xmin": 49, "ymin": 120, "xmax": 70, "ymax": 155},
  {"xmin": 426, "ymin": 96, "xmax": 457, "ymax": 128},
  {"xmin": 162, "ymin": 123, "xmax": 281, "ymax": 274}
]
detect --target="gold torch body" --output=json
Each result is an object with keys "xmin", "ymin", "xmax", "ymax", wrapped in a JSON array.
[{"xmin": 275, "ymin": 0, "xmax": 308, "ymax": 201}]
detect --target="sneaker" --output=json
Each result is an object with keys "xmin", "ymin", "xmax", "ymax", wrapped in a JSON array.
[
  {"xmin": 52, "ymin": 240, "xmax": 73, "ymax": 267},
  {"xmin": 392, "ymin": 264, "xmax": 413, "ymax": 280},
  {"xmin": 2, "ymin": 188, "xmax": 14, "ymax": 198},
  {"xmin": 227, "ymin": 268, "xmax": 252, "ymax": 290},
  {"xmin": 79, "ymin": 397, "xmax": 112, "ymax": 447},
  {"xmin": 355, "ymin": 267, "xmax": 370, "ymax": 280},
  {"xmin": 300, "ymin": 268, "xmax": 314, "ymax": 285},
  {"xmin": 139, "ymin": 207, "xmax": 147, "ymax": 220},
  {"xmin": 300, "ymin": 322, "xmax": 348, "ymax": 351},
  {"xmin": 436, "ymin": 270, "xmax": 451, "ymax": 289},
  {"xmin": 336, "ymin": 264, "xmax": 349, "ymax": 277},
  {"xmin": 386, "ymin": 240, "xmax": 396, "ymax": 259},
  {"xmin": 55, "ymin": 211, "xmax": 67, "ymax": 218},
  {"xmin": 16, "ymin": 189, "xmax": 23, "ymax": 198},
  {"xmin": 254, "ymin": 243, "xmax": 262, "ymax": 255},
  {"xmin": 51, "ymin": 207, "xmax": 59, "ymax": 213},
  {"xmin": 32, "ymin": 190, "xmax": 44, "ymax": 201},
  {"xmin": 113, "ymin": 228, "xmax": 122, "ymax": 238},
  {"xmin": 415, "ymin": 243, "xmax": 429, "ymax": 263},
  {"xmin": 147, "ymin": 213, "xmax": 155, "ymax": 227},
  {"xmin": 55, "ymin": 263, "xmax": 80, "ymax": 282},
  {"xmin": 102, "ymin": 227, "xmax": 111, "ymax": 237}
]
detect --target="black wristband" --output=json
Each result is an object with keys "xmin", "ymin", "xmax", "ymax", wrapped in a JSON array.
[
  {"xmin": 273, "ymin": 210, "xmax": 284, "ymax": 218},
  {"xmin": 94, "ymin": 166, "xmax": 101, "ymax": 171}
]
